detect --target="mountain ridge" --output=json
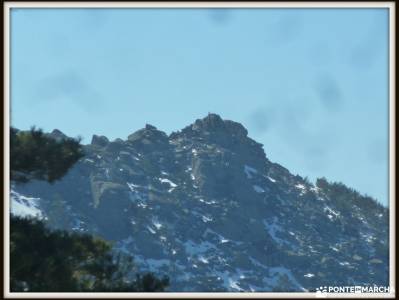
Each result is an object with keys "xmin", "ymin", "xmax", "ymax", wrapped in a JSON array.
[{"xmin": 11, "ymin": 114, "xmax": 389, "ymax": 292}]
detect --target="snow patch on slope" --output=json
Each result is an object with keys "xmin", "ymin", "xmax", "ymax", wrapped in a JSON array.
[
  {"xmin": 253, "ymin": 185, "xmax": 265, "ymax": 193},
  {"xmin": 244, "ymin": 165, "xmax": 258, "ymax": 179},
  {"xmin": 10, "ymin": 190, "xmax": 44, "ymax": 219},
  {"xmin": 263, "ymin": 217, "xmax": 285, "ymax": 245},
  {"xmin": 159, "ymin": 178, "xmax": 177, "ymax": 188}
]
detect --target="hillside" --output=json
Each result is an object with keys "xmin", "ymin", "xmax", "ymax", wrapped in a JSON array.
[{"xmin": 10, "ymin": 114, "xmax": 389, "ymax": 292}]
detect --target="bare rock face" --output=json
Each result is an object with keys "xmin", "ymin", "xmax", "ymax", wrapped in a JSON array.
[
  {"xmin": 11, "ymin": 114, "xmax": 389, "ymax": 292},
  {"xmin": 181, "ymin": 114, "xmax": 249, "ymax": 145},
  {"xmin": 91, "ymin": 134, "xmax": 109, "ymax": 147},
  {"xmin": 127, "ymin": 124, "xmax": 170, "ymax": 153},
  {"xmin": 49, "ymin": 129, "xmax": 68, "ymax": 142}
]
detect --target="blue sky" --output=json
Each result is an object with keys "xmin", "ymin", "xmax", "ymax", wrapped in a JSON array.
[{"xmin": 10, "ymin": 8, "xmax": 389, "ymax": 205}]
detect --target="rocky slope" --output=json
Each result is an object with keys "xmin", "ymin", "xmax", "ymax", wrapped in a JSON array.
[{"xmin": 10, "ymin": 114, "xmax": 389, "ymax": 292}]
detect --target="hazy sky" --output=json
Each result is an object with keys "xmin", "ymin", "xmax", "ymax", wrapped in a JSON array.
[{"xmin": 10, "ymin": 8, "xmax": 389, "ymax": 205}]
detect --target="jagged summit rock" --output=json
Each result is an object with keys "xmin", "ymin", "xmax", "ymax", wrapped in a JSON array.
[
  {"xmin": 11, "ymin": 115, "xmax": 388, "ymax": 292},
  {"xmin": 180, "ymin": 113, "xmax": 248, "ymax": 139},
  {"xmin": 126, "ymin": 124, "xmax": 169, "ymax": 153},
  {"xmin": 196, "ymin": 113, "xmax": 248, "ymax": 136},
  {"xmin": 91, "ymin": 134, "xmax": 109, "ymax": 147},
  {"xmin": 49, "ymin": 129, "xmax": 68, "ymax": 141},
  {"xmin": 144, "ymin": 124, "xmax": 157, "ymax": 130},
  {"xmin": 176, "ymin": 114, "xmax": 263, "ymax": 165},
  {"xmin": 193, "ymin": 113, "xmax": 226, "ymax": 130}
]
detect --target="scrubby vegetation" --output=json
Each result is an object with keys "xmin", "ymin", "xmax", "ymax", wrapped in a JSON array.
[
  {"xmin": 10, "ymin": 216, "xmax": 169, "ymax": 292},
  {"xmin": 316, "ymin": 177, "xmax": 386, "ymax": 219},
  {"xmin": 10, "ymin": 126, "xmax": 84, "ymax": 183}
]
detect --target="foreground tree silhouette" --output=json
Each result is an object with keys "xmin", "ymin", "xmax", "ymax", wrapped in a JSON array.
[
  {"xmin": 10, "ymin": 127, "xmax": 84, "ymax": 183},
  {"xmin": 10, "ymin": 127, "xmax": 169, "ymax": 292}
]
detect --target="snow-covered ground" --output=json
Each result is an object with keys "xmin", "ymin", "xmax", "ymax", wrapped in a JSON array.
[{"xmin": 10, "ymin": 189, "xmax": 44, "ymax": 219}]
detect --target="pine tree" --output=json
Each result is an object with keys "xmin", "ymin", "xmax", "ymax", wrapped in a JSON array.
[{"xmin": 10, "ymin": 126, "xmax": 83, "ymax": 183}]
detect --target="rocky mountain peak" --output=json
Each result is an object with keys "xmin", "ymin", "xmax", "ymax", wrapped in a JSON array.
[
  {"xmin": 11, "ymin": 115, "xmax": 388, "ymax": 292},
  {"xmin": 127, "ymin": 124, "xmax": 167, "ymax": 141},
  {"xmin": 91, "ymin": 134, "xmax": 109, "ymax": 147},
  {"xmin": 175, "ymin": 113, "xmax": 253, "ymax": 150},
  {"xmin": 126, "ymin": 124, "xmax": 169, "ymax": 152},
  {"xmin": 144, "ymin": 124, "xmax": 157, "ymax": 130},
  {"xmin": 49, "ymin": 129, "xmax": 68, "ymax": 142},
  {"xmin": 189, "ymin": 113, "xmax": 248, "ymax": 138},
  {"xmin": 193, "ymin": 113, "xmax": 225, "ymax": 130}
]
